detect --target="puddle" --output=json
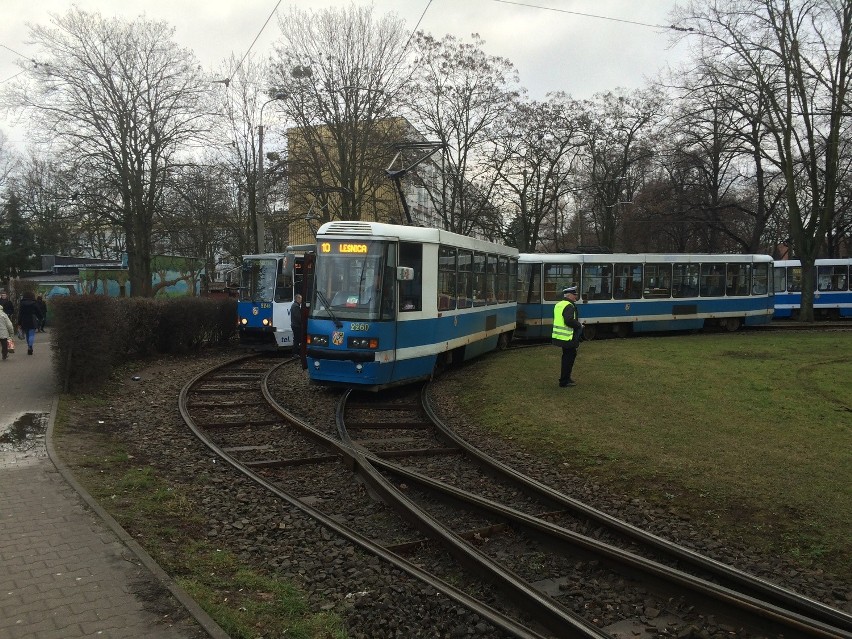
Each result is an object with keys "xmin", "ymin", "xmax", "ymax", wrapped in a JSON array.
[{"xmin": 0, "ymin": 412, "xmax": 49, "ymax": 452}]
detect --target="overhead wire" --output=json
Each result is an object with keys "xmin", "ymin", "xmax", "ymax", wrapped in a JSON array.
[
  {"xmin": 0, "ymin": 42, "xmax": 35, "ymax": 85},
  {"xmin": 401, "ymin": 0, "xmax": 434, "ymax": 56},
  {"xmin": 489, "ymin": 0, "xmax": 694, "ymax": 32},
  {"xmin": 224, "ymin": 0, "xmax": 284, "ymax": 88}
]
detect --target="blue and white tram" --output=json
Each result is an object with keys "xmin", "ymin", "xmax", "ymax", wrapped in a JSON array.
[
  {"xmin": 237, "ymin": 245, "xmax": 313, "ymax": 350},
  {"xmin": 773, "ymin": 258, "xmax": 852, "ymax": 319},
  {"xmin": 516, "ymin": 253, "xmax": 775, "ymax": 340},
  {"xmin": 306, "ymin": 221, "xmax": 518, "ymax": 390}
]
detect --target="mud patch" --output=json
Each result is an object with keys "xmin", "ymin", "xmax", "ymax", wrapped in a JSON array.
[
  {"xmin": 0, "ymin": 412, "xmax": 49, "ymax": 468},
  {"xmin": 0, "ymin": 412, "xmax": 48, "ymax": 451}
]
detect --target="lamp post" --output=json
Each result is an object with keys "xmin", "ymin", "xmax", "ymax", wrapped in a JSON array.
[{"xmin": 256, "ymin": 92, "xmax": 286, "ymax": 254}]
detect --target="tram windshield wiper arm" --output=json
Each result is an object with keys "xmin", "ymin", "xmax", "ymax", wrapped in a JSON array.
[{"xmin": 314, "ymin": 289, "xmax": 342, "ymax": 328}]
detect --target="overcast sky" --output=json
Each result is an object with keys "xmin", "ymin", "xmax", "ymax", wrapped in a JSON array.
[{"xmin": 1, "ymin": 0, "xmax": 690, "ymax": 149}]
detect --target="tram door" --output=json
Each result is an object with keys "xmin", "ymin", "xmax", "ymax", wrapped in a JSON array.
[
  {"xmin": 273, "ymin": 256, "xmax": 296, "ymax": 349},
  {"xmin": 395, "ymin": 242, "xmax": 424, "ymax": 378},
  {"xmin": 296, "ymin": 252, "xmax": 315, "ymax": 367}
]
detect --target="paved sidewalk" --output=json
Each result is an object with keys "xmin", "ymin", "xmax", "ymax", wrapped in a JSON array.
[{"xmin": 0, "ymin": 329, "xmax": 228, "ymax": 639}]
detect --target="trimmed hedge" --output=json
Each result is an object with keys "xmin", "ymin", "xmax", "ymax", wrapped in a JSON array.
[{"xmin": 51, "ymin": 296, "xmax": 237, "ymax": 393}]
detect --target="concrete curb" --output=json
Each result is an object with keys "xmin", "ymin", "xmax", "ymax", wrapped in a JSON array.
[{"xmin": 45, "ymin": 395, "xmax": 231, "ymax": 639}]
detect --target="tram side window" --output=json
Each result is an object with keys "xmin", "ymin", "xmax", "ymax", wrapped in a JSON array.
[
  {"xmin": 485, "ymin": 254, "xmax": 498, "ymax": 304},
  {"xmin": 726, "ymin": 263, "xmax": 751, "ymax": 296},
  {"xmin": 787, "ymin": 266, "xmax": 802, "ymax": 292},
  {"xmin": 496, "ymin": 256, "xmax": 509, "ymax": 303},
  {"xmin": 543, "ymin": 263, "xmax": 578, "ymax": 301},
  {"xmin": 818, "ymin": 265, "xmax": 848, "ymax": 291},
  {"xmin": 643, "ymin": 264, "xmax": 672, "ymax": 298},
  {"xmin": 457, "ymin": 250, "xmax": 473, "ymax": 308},
  {"xmin": 275, "ymin": 260, "xmax": 294, "ymax": 302},
  {"xmin": 613, "ymin": 263, "xmax": 642, "ymax": 299},
  {"xmin": 832, "ymin": 265, "xmax": 847, "ymax": 290},
  {"xmin": 582, "ymin": 264, "xmax": 612, "ymax": 300},
  {"xmin": 752, "ymin": 263, "xmax": 770, "ymax": 295},
  {"xmin": 672, "ymin": 263, "xmax": 699, "ymax": 298},
  {"xmin": 437, "ymin": 246, "xmax": 457, "ymax": 311},
  {"xmin": 700, "ymin": 263, "xmax": 725, "ymax": 297},
  {"xmin": 773, "ymin": 267, "xmax": 786, "ymax": 293},
  {"xmin": 518, "ymin": 263, "xmax": 541, "ymax": 303},
  {"xmin": 507, "ymin": 258, "xmax": 518, "ymax": 302},
  {"xmin": 399, "ymin": 242, "xmax": 423, "ymax": 312},
  {"xmin": 472, "ymin": 253, "xmax": 488, "ymax": 306}
]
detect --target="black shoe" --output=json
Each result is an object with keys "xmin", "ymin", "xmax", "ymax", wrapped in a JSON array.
[
  {"xmin": 559, "ymin": 380, "xmax": 576, "ymax": 387},
  {"xmin": 27, "ymin": 348, "xmax": 33, "ymax": 355}
]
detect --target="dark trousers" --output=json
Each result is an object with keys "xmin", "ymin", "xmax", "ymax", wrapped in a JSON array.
[
  {"xmin": 560, "ymin": 346, "xmax": 577, "ymax": 385},
  {"xmin": 1, "ymin": 338, "xmax": 8, "ymax": 359}
]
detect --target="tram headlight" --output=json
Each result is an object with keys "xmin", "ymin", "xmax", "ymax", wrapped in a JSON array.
[
  {"xmin": 308, "ymin": 334, "xmax": 329, "ymax": 347},
  {"xmin": 348, "ymin": 337, "xmax": 378, "ymax": 349},
  {"xmin": 262, "ymin": 318, "xmax": 270, "ymax": 326},
  {"xmin": 240, "ymin": 317, "xmax": 248, "ymax": 325}
]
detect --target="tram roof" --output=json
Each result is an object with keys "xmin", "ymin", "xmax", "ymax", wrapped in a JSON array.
[
  {"xmin": 773, "ymin": 258, "xmax": 851, "ymax": 267},
  {"xmin": 518, "ymin": 252, "xmax": 774, "ymax": 264},
  {"xmin": 317, "ymin": 221, "xmax": 518, "ymax": 256}
]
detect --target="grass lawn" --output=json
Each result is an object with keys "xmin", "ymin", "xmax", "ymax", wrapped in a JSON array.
[{"xmin": 448, "ymin": 332, "xmax": 852, "ymax": 576}]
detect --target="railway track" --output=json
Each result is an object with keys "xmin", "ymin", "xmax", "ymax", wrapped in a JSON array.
[
  {"xmin": 751, "ymin": 320, "xmax": 852, "ymax": 332},
  {"xmin": 180, "ymin": 354, "xmax": 852, "ymax": 639}
]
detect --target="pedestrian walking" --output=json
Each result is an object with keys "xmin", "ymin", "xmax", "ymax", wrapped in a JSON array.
[
  {"xmin": 17, "ymin": 291, "xmax": 44, "ymax": 356},
  {"xmin": 552, "ymin": 286, "xmax": 583, "ymax": 387},
  {"xmin": 36, "ymin": 295, "xmax": 47, "ymax": 331},
  {"xmin": 290, "ymin": 293, "xmax": 303, "ymax": 354},
  {"xmin": 0, "ymin": 290, "xmax": 13, "ymax": 317},
  {"xmin": 0, "ymin": 305, "xmax": 14, "ymax": 360}
]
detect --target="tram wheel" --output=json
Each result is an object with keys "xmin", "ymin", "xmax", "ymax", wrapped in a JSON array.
[
  {"xmin": 497, "ymin": 331, "xmax": 511, "ymax": 350},
  {"xmin": 582, "ymin": 325, "xmax": 597, "ymax": 341},
  {"xmin": 725, "ymin": 317, "xmax": 742, "ymax": 332},
  {"xmin": 613, "ymin": 323, "xmax": 630, "ymax": 339}
]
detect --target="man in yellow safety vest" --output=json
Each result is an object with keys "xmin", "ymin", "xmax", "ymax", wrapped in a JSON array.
[{"xmin": 552, "ymin": 286, "xmax": 583, "ymax": 387}]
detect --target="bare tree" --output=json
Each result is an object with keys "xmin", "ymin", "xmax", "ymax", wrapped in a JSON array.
[
  {"xmin": 4, "ymin": 8, "xmax": 210, "ymax": 296},
  {"xmin": 575, "ymin": 89, "xmax": 664, "ymax": 251},
  {"xmin": 210, "ymin": 55, "xmax": 276, "ymax": 257},
  {"xmin": 491, "ymin": 95, "xmax": 583, "ymax": 251},
  {"xmin": 405, "ymin": 33, "xmax": 520, "ymax": 236},
  {"xmin": 270, "ymin": 5, "xmax": 411, "ymax": 226},
  {"xmin": 677, "ymin": 0, "xmax": 852, "ymax": 320},
  {"xmin": 0, "ymin": 130, "xmax": 16, "ymax": 195},
  {"xmin": 8, "ymin": 154, "xmax": 82, "ymax": 256}
]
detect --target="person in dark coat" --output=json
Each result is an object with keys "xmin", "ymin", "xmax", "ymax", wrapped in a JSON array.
[
  {"xmin": 290, "ymin": 293, "xmax": 303, "ymax": 354},
  {"xmin": 552, "ymin": 286, "xmax": 583, "ymax": 387},
  {"xmin": 36, "ymin": 295, "xmax": 47, "ymax": 331},
  {"xmin": 0, "ymin": 291, "xmax": 13, "ymax": 318},
  {"xmin": 17, "ymin": 291, "xmax": 44, "ymax": 355}
]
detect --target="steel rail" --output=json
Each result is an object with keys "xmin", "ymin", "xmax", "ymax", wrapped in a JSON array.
[
  {"xmin": 179, "ymin": 355, "xmax": 555, "ymax": 639},
  {"xmin": 335, "ymin": 390, "xmax": 613, "ymax": 639},
  {"xmin": 420, "ymin": 386, "xmax": 852, "ymax": 634},
  {"xmin": 364, "ymin": 449, "xmax": 849, "ymax": 638}
]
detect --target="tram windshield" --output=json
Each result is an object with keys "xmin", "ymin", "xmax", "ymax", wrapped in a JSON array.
[
  {"xmin": 312, "ymin": 240, "xmax": 396, "ymax": 321},
  {"xmin": 240, "ymin": 257, "xmax": 295, "ymax": 303}
]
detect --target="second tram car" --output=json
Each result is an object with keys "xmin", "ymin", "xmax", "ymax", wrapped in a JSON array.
[
  {"xmin": 773, "ymin": 258, "xmax": 852, "ymax": 319},
  {"xmin": 306, "ymin": 221, "xmax": 518, "ymax": 390},
  {"xmin": 516, "ymin": 253, "xmax": 775, "ymax": 340},
  {"xmin": 237, "ymin": 245, "xmax": 313, "ymax": 350}
]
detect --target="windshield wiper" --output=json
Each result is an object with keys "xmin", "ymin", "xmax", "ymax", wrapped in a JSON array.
[{"xmin": 314, "ymin": 289, "xmax": 342, "ymax": 328}]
